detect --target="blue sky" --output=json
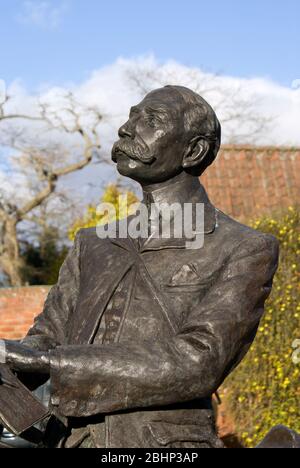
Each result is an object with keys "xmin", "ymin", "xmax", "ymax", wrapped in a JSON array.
[{"xmin": 0, "ymin": 0, "xmax": 299, "ymax": 90}]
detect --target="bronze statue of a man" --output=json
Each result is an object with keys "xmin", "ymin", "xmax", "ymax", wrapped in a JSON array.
[{"xmin": 1, "ymin": 86, "xmax": 279, "ymax": 448}]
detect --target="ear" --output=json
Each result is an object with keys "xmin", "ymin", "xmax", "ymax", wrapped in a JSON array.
[{"xmin": 182, "ymin": 137, "xmax": 210, "ymax": 170}]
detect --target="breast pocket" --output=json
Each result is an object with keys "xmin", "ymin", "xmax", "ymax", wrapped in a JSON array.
[{"xmin": 164, "ymin": 263, "xmax": 217, "ymax": 294}]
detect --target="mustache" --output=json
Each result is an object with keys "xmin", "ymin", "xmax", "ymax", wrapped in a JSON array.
[{"xmin": 112, "ymin": 138, "xmax": 156, "ymax": 164}]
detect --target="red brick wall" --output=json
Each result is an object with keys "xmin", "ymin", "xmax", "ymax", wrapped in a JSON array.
[
  {"xmin": 202, "ymin": 146, "xmax": 300, "ymax": 220},
  {"xmin": 0, "ymin": 286, "xmax": 50, "ymax": 340}
]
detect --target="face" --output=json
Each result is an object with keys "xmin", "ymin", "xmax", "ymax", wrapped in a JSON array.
[{"xmin": 112, "ymin": 88, "xmax": 188, "ymax": 184}]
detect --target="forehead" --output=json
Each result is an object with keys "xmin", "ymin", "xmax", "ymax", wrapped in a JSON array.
[{"xmin": 133, "ymin": 88, "xmax": 185, "ymax": 115}]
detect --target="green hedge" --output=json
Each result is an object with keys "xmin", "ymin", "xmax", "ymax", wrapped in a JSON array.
[{"xmin": 224, "ymin": 207, "xmax": 300, "ymax": 447}]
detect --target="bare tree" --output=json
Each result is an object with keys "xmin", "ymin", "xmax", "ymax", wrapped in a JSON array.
[
  {"xmin": 125, "ymin": 63, "xmax": 272, "ymax": 144},
  {"xmin": 0, "ymin": 89, "xmax": 104, "ymax": 286}
]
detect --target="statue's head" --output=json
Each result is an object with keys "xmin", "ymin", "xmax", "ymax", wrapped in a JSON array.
[{"xmin": 112, "ymin": 85, "xmax": 221, "ymax": 184}]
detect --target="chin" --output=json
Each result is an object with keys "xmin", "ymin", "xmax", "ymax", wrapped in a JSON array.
[
  {"xmin": 118, "ymin": 169, "xmax": 145, "ymax": 183},
  {"xmin": 114, "ymin": 154, "xmax": 142, "ymax": 178},
  {"xmin": 116, "ymin": 157, "xmax": 133, "ymax": 171},
  {"xmin": 117, "ymin": 164, "xmax": 132, "ymax": 177}
]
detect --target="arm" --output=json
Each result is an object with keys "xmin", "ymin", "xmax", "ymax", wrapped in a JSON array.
[
  {"xmin": 49, "ymin": 234, "xmax": 279, "ymax": 417},
  {"xmin": 2, "ymin": 231, "xmax": 82, "ymax": 387},
  {"xmin": 21, "ymin": 230, "xmax": 82, "ymax": 352}
]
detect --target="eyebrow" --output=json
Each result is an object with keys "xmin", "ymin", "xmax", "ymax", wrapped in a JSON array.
[
  {"xmin": 129, "ymin": 105, "xmax": 170, "ymax": 119},
  {"xmin": 144, "ymin": 105, "xmax": 169, "ymax": 115}
]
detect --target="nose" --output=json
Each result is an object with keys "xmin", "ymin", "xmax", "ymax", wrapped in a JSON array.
[{"xmin": 118, "ymin": 121, "xmax": 134, "ymax": 139}]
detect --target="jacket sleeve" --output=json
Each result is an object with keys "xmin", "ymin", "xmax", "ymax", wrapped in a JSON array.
[
  {"xmin": 49, "ymin": 234, "xmax": 279, "ymax": 417},
  {"xmin": 21, "ymin": 230, "xmax": 81, "ymax": 352}
]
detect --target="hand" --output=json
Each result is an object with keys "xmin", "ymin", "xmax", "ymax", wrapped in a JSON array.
[{"xmin": 3, "ymin": 340, "xmax": 50, "ymax": 374}]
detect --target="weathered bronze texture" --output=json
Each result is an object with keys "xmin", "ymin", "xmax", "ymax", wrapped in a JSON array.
[{"xmin": 1, "ymin": 86, "xmax": 281, "ymax": 448}]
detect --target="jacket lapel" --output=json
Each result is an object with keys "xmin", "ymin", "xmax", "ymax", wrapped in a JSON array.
[
  {"xmin": 67, "ymin": 183, "xmax": 218, "ymax": 344},
  {"xmin": 67, "ymin": 239, "xmax": 135, "ymax": 345}
]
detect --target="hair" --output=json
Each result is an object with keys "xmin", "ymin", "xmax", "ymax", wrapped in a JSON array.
[{"xmin": 165, "ymin": 85, "xmax": 221, "ymax": 176}]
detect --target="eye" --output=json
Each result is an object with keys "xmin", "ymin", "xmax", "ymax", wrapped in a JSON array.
[{"xmin": 146, "ymin": 114, "xmax": 159, "ymax": 127}]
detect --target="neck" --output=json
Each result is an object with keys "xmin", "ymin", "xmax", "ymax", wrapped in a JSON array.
[
  {"xmin": 133, "ymin": 172, "xmax": 215, "ymax": 243},
  {"xmin": 141, "ymin": 172, "xmax": 200, "ymax": 194},
  {"xmin": 140, "ymin": 172, "xmax": 203, "ymax": 207},
  {"xmin": 141, "ymin": 171, "xmax": 197, "ymax": 193}
]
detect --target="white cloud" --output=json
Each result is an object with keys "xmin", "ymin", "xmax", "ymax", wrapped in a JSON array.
[
  {"xmin": 4, "ymin": 56, "xmax": 300, "ymax": 148},
  {"xmin": 17, "ymin": 1, "xmax": 68, "ymax": 29},
  {"xmin": 1, "ymin": 56, "xmax": 300, "ymax": 203},
  {"xmin": 73, "ymin": 56, "xmax": 300, "ymax": 148}
]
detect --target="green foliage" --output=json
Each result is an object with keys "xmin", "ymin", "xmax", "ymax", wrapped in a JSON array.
[
  {"xmin": 225, "ymin": 207, "xmax": 300, "ymax": 447},
  {"xmin": 69, "ymin": 183, "xmax": 139, "ymax": 241},
  {"xmin": 21, "ymin": 227, "xmax": 68, "ymax": 285}
]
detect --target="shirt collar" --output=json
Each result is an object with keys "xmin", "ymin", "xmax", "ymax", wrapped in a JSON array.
[{"xmin": 111, "ymin": 177, "xmax": 217, "ymax": 252}]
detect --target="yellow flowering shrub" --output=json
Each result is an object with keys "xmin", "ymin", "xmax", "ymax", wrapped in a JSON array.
[
  {"xmin": 225, "ymin": 207, "xmax": 300, "ymax": 447},
  {"xmin": 69, "ymin": 184, "xmax": 139, "ymax": 241}
]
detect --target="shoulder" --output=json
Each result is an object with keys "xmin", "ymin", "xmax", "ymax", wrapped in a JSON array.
[
  {"xmin": 73, "ymin": 220, "xmax": 126, "ymax": 250},
  {"xmin": 216, "ymin": 209, "xmax": 279, "ymax": 259},
  {"xmin": 75, "ymin": 226, "xmax": 98, "ymax": 240},
  {"xmin": 74, "ymin": 216, "xmax": 133, "ymax": 244},
  {"xmin": 72, "ymin": 227, "xmax": 105, "ymax": 254}
]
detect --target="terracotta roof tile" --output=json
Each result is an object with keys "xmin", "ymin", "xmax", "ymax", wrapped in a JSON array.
[{"xmin": 202, "ymin": 146, "xmax": 300, "ymax": 220}]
